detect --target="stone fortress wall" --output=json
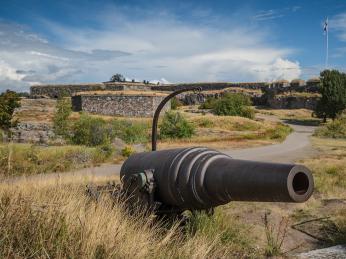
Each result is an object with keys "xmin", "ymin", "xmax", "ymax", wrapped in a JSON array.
[
  {"xmin": 72, "ymin": 91, "xmax": 169, "ymax": 117},
  {"xmin": 30, "ymin": 78, "xmax": 321, "ymax": 112},
  {"xmin": 30, "ymin": 82, "xmax": 153, "ymax": 98}
]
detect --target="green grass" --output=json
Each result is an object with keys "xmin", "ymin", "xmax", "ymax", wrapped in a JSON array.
[{"xmin": 0, "ymin": 143, "xmax": 113, "ymax": 177}]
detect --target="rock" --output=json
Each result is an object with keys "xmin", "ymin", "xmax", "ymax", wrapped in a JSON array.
[
  {"xmin": 111, "ymin": 137, "xmax": 126, "ymax": 150},
  {"xmin": 11, "ymin": 122, "xmax": 55, "ymax": 144},
  {"xmin": 132, "ymin": 144, "xmax": 147, "ymax": 153},
  {"xmin": 296, "ymin": 245, "xmax": 346, "ymax": 259}
]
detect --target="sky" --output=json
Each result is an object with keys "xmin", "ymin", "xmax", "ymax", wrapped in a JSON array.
[{"xmin": 1, "ymin": 0, "xmax": 346, "ymax": 92}]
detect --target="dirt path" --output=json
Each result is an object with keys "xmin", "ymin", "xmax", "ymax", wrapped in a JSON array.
[{"xmin": 4, "ymin": 117, "xmax": 317, "ymax": 184}]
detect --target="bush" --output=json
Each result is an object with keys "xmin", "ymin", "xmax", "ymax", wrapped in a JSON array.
[
  {"xmin": 71, "ymin": 114, "xmax": 111, "ymax": 146},
  {"xmin": 53, "ymin": 97, "xmax": 72, "ymax": 137},
  {"xmin": 111, "ymin": 120, "xmax": 149, "ymax": 144},
  {"xmin": 199, "ymin": 97, "xmax": 218, "ymax": 109},
  {"xmin": 315, "ymin": 116, "xmax": 346, "ymax": 139},
  {"xmin": 160, "ymin": 111, "xmax": 195, "ymax": 139},
  {"xmin": 171, "ymin": 97, "xmax": 183, "ymax": 110},
  {"xmin": 121, "ymin": 146, "xmax": 134, "ymax": 157},
  {"xmin": 213, "ymin": 93, "xmax": 255, "ymax": 119}
]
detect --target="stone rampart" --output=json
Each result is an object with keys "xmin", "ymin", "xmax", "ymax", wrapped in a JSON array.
[
  {"xmin": 72, "ymin": 92, "xmax": 170, "ymax": 117},
  {"xmin": 152, "ymin": 82, "xmax": 268, "ymax": 92},
  {"xmin": 30, "ymin": 82, "xmax": 153, "ymax": 98},
  {"xmin": 266, "ymin": 96, "xmax": 319, "ymax": 109}
]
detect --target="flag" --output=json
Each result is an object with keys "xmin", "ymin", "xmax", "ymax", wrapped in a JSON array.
[{"xmin": 323, "ymin": 18, "xmax": 328, "ymax": 34}]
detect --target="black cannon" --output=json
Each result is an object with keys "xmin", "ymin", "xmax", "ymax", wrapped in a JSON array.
[{"xmin": 87, "ymin": 88, "xmax": 314, "ymax": 215}]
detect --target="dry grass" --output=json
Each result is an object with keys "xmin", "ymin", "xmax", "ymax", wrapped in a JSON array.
[
  {"xmin": 0, "ymin": 143, "xmax": 117, "ymax": 178},
  {"xmin": 0, "ymin": 178, "xmax": 260, "ymax": 258},
  {"xmin": 12, "ymin": 98, "xmax": 57, "ymax": 124},
  {"xmin": 255, "ymin": 107, "xmax": 315, "ymax": 121},
  {"xmin": 276, "ymin": 92, "xmax": 321, "ymax": 98},
  {"xmin": 300, "ymin": 137, "xmax": 346, "ymax": 198}
]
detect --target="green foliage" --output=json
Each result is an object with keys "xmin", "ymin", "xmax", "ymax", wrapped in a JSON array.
[
  {"xmin": 71, "ymin": 114, "xmax": 111, "ymax": 146},
  {"xmin": 315, "ymin": 116, "xmax": 346, "ymax": 139},
  {"xmin": 160, "ymin": 111, "xmax": 195, "ymax": 139},
  {"xmin": 0, "ymin": 90, "xmax": 21, "ymax": 130},
  {"xmin": 199, "ymin": 96, "xmax": 218, "ymax": 109},
  {"xmin": 53, "ymin": 97, "xmax": 72, "ymax": 136},
  {"xmin": 213, "ymin": 93, "xmax": 255, "ymax": 119},
  {"xmin": 315, "ymin": 70, "xmax": 346, "ymax": 120},
  {"xmin": 171, "ymin": 97, "xmax": 183, "ymax": 110},
  {"xmin": 111, "ymin": 120, "xmax": 149, "ymax": 144},
  {"xmin": 121, "ymin": 146, "xmax": 134, "ymax": 157},
  {"xmin": 0, "ymin": 129, "xmax": 3, "ymax": 143},
  {"xmin": 110, "ymin": 73, "xmax": 125, "ymax": 82}
]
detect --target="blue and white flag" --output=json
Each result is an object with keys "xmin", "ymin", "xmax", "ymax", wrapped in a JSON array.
[{"xmin": 323, "ymin": 18, "xmax": 328, "ymax": 34}]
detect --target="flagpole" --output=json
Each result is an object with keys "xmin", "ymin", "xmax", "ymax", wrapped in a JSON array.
[{"xmin": 325, "ymin": 17, "xmax": 329, "ymax": 69}]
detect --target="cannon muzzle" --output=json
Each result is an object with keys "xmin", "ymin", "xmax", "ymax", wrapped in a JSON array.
[{"xmin": 120, "ymin": 147, "xmax": 314, "ymax": 211}]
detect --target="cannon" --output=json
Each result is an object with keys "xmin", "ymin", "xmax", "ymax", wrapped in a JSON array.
[{"xmin": 87, "ymin": 88, "xmax": 314, "ymax": 216}]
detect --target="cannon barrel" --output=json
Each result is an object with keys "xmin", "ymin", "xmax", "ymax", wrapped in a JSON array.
[{"xmin": 120, "ymin": 147, "xmax": 314, "ymax": 210}]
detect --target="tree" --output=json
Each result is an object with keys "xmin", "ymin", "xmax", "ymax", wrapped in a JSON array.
[
  {"xmin": 0, "ymin": 90, "xmax": 21, "ymax": 130},
  {"xmin": 53, "ymin": 97, "xmax": 72, "ymax": 136},
  {"xmin": 110, "ymin": 74, "xmax": 125, "ymax": 82},
  {"xmin": 315, "ymin": 70, "xmax": 346, "ymax": 121}
]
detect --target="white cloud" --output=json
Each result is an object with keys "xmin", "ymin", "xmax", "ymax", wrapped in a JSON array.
[
  {"xmin": 0, "ymin": 10, "xmax": 301, "ymax": 92},
  {"xmin": 330, "ymin": 13, "xmax": 346, "ymax": 41}
]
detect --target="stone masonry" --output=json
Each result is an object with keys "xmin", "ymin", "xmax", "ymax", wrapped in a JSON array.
[
  {"xmin": 30, "ymin": 82, "xmax": 153, "ymax": 98},
  {"xmin": 72, "ymin": 91, "xmax": 170, "ymax": 117}
]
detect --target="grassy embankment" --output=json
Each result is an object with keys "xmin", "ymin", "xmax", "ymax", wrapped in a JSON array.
[
  {"xmin": 0, "ymin": 144, "xmax": 117, "ymax": 179},
  {"xmin": 0, "ymin": 177, "xmax": 260, "ymax": 258}
]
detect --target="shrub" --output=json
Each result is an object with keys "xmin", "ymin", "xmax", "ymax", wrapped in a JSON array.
[
  {"xmin": 121, "ymin": 146, "xmax": 134, "ymax": 157},
  {"xmin": 213, "ymin": 93, "xmax": 255, "ymax": 119},
  {"xmin": 53, "ymin": 97, "xmax": 72, "ymax": 137},
  {"xmin": 111, "ymin": 120, "xmax": 149, "ymax": 144},
  {"xmin": 314, "ymin": 116, "xmax": 346, "ymax": 139},
  {"xmin": 199, "ymin": 97, "xmax": 218, "ymax": 109},
  {"xmin": 71, "ymin": 114, "xmax": 111, "ymax": 146},
  {"xmin": 171, "ymin": 97, "xmax": 183, "ymax": 110},
  {"xmin": 160, "ymin": 111, "xmax": 195, "ymax": 139}
]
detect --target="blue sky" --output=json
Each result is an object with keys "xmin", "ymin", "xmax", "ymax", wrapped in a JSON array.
[{"xmin": 1, "ymin": 0, "xmax": 346, "ymax": 92}]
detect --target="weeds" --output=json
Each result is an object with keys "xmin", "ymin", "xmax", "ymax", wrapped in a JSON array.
[{"xmin": 262, "ymin": 211, "xmax": 289, "ymax": 257}]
